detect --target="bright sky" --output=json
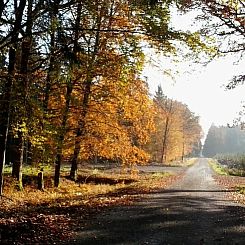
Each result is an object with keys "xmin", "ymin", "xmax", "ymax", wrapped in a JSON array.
[
  {"xmin": 142, "ymin": 8, "xmax": 245, "ymax": 139},
  {"xmin": 143, "ymin": 57, "xmax": 245, "ymax": 136}
]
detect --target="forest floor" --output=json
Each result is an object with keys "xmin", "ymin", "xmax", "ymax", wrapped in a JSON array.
[{"xmin": 0, "ymin": 158, "xmax": 244, "ymax": 244}]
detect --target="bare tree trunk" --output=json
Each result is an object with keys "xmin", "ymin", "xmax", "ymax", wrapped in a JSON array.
[
  {"xmin": 160, "ymin": 99, "xmax": 173, "ymax": 164},
  {"xmin": 181, "ymin": 141, "xmax": 185, "ymax": 162},
  {"xmin": 12, "ymin": 0, "xmax": 33, "ymax": 191},
  {"xmin": 54, "ymin": 2, "xmax": 81, "ymax": 186},
  {"xmin": 160, "ymin": 116, "xmax": 169, "ymax": 164},
  {"xmin": 70, "ymin": 7, "xmax": 101, "ymax": 180},
  {"xmin": 54, "ymin": 82, "xmax": 72, "ymax": 187},
  {"xmin": 70, "ymin": 80, "xmax": 92, "ymax": 181},
  {"xmin": 0, "ymin": 0, "xmax": 27, "ymax": 194}
]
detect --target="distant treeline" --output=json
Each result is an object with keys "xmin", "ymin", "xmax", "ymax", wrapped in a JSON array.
[{"xmin": 203, "ymin": 125, "xmax": 245, "ymax": 157}]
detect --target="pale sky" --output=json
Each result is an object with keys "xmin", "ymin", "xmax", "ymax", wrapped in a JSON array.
[
  {"xmin": 144, "ymin": 55, "xmax": 245, "ymax": 134},
  {"xmin": 143, "ymin": 56, "xmax": 245, "ymax": 137},
  {"xmin": 142, "ymin": 7, "xmax": 245, "ymax": 139}
]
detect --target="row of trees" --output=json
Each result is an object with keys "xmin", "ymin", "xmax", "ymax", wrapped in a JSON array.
[
  {"xmin": 0, "ymin": 0, "xmax": 207, "ymax": 194},
  {"xmin": 192, "ymin": 0, "xmax": 245, "ymax": 157},
  {"xmin": 203, "ymin": 124, "xmax": 245, "ymax": 157},
  {"xmin": 0, "ymin": 0, "xmax": 242, "ymax": 194},
  {"xmin": 148, "ymin": 86, "xmax": 202, "ymax": 163}
]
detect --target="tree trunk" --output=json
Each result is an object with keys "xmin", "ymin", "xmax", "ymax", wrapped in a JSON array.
[
  {"xmin": 70, "ymin": 80, "xmax": 92, "ymax": 180},
  {"xmin": 161, "ymin": 116, "xmax": 169, "ymax": 164},
  {"xmin": 54, "ymin": 2, "xmax": 81, "ymax": 186},
  {"xmin": 43, "ymin": 0, "xmax": 61, "ymax": 111},
  {"xmin": 12, "ymin": 134, "xmax": 24, "ymax": 183},
  {"xmin": 0, "ymin": 100, "xmax": 11, "ymax": 195},
  {"xmin": 181, "ymin": 141, "xmax": 185, "ymax": 162},
  {"xmin": 69, "ymin": 7, "xmax": 102, "ymax": 180},
  {"xmin": 11, "ymin": 0, "xmax": 33, "ymax": 189},
  {"xmin": 0, "ymin": 0, "xmax": 27, "ymax": 195},
  {"xmin": 70, "ymin": 130, "xmax": 81, "ymax": 181},
  {"xmin": 37, "ymin": 170, "xmax": 44, "ymax": 191},
  {"xmin": 70, "ymin": 2, "xmax": 97, "ymax": 181},
  {"xmin": 0, "ymin": 0, "xmax": 5, "ymax": 19},
  {"xmin": 41, "ymin": 0, "xmax": 61, "ymax": 170},
  {"xmin": 160, "ymin": 100, "xmax": 173, "ymax": 164},
  {"xmin": 54, "ymin": 82, "xmax": 72, "ymax": 187}
]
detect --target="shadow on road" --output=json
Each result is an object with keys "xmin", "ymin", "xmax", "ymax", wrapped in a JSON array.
[
  {"xmin": 69, "ymin": 193, "xmax": 245, "ymax": 245},
  {"xmin": 162, "ymin": 189, "xmax": 235, "ymax": 193},
  {"xmin": 66, "ymin": 159, "xmax": 245, "ymax": 245}
]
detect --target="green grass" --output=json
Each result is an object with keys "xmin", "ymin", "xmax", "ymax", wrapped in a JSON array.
[
  {"xmin": 4, "ymin": 165, "xmax": 54, "ymax": 175},
  {"xmin": 214, "ymin": 153, "xmax": 245, "ymax": 177},
  {"xmin": 227, "ymin": 168, "xmax": 245, "ymax": 177},
  {"xmin": 165, "ymin": 158, "xmax": 198, "ymax": 167},
  {"xmin": 183, "ymin": 158, "xmax": 198, "ymax": 166},
  {"xmin": 3, "ymin": 166, "xmax": 12, "ymax": 174},
  {"xmin": 236, "ymin": 185, "xmax": 245, "ymax": 195},
  {"xmin": 208, "ymin": 160, "xmax": 228, "ymax": 175},
  {"xmin": 151, "ymin": 172, "xmax": 172, "ymax": 179}
]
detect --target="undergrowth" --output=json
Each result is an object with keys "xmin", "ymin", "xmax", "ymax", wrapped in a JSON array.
[
  {"xmin": 236, "ymin": 185, "xmax": 245, "ymax": 195},
  {"xmin": 214, "ymin": 153, "xmax": 245, "ymax": 177},
  {"xmin": 208, "ymin": 160, "xmax": 228, "ymax": 175},
  {"xmin": 0, "ymin": 167, "xmax": 174, "ymax": 213}
]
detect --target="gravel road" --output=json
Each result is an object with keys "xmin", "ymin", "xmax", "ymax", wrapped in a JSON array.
[{"xmin": 70, "ymin": 158, "xmax": 245, "ymax": 244}]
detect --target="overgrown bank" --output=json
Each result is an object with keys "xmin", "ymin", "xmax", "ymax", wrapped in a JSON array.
[{"xmin": 209, "ymin": 159, "xmax": 245, "ymax": 205}]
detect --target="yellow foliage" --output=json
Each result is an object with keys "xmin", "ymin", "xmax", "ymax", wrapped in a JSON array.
[{"xmin": 148, "ymin": 96, "xmax": 202, "ymax": 163}]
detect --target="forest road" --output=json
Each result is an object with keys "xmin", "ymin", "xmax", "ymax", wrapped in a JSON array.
[{"xmin": 69, "ymin": 158, "xmax": 245, "ymax": 245}]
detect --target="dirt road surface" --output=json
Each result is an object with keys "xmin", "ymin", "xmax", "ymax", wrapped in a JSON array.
[{"xmin": 69, "ymin": 158, "xmax": 245, "ymax": 244}]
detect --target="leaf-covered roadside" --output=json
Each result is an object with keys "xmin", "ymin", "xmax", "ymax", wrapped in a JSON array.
[
  {"xmin": 0, "ymin": 172, "xmax": 181, "ymax": 244},
  {"xmin": 214, "ymin": 175, "xmax": 245, "ymax": 205},
  {"xmin": 209, "ymin": 159, "xmax": 245, "ymax": 205}
]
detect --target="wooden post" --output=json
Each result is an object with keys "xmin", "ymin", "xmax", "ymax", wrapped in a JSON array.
[{"xmin": 37, "ymin": 168, "xmax": 44, "ymax": 191}]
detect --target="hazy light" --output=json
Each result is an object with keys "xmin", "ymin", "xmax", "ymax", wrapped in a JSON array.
[
  {"xmin": 143, "ymin": 8, "xmax": 245, "ymax": 138},
  {"xmin": 144, "ymin": 55, "xmax": 245, "ymax": 137}
]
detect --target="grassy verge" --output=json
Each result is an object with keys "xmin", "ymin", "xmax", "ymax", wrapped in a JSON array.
[
  {"xmin": 210, "ymin": 159, "xmax": 245, "ymax": 206},
  {"xmin": 214, "ymin": 154, "xmax": 245, "ymax": 177},
  {"xmin": 183, "ymin": 158, "xmax": 198, "ymax": 166},
  {"xmin": 226, "ymin": 168, "xmax": 245, "ymax": 177},
  {"xmin": 236, "ymin": 185, "xmax": 245, "ymax": 195},
  {"xmin": 1, "ymin": 167, "xmax": 174, "ymax": 212},
  {"xmin": 165, "ymin": 158, "xmax": 198, "ymax": 167},
  {"xmin": 208, "ymin": 159, "xmax": 228, "ymax": 175}
]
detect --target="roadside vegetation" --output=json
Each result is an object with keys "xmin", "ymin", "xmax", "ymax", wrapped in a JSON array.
[
  {"xmin": 1, "ymin": 158, "xmax": 194, "ymax": 213},
  {"xmin": 161, "ymin": 158, "xmax": 198, "ymax": 167},
  {"xmin": 214, "ymin": 154, "xmax": 245, "ymax": 177},
  {"xmin": 236, "ymin": 185, "xmax": 245, "ymax": 195},
  {"xmin": 0, "ymin": 163, "xmax": 182, "ymax": 244},
  {"xmin": 209, "ymin": 158, "xmax": 245, "ymax": 205},
  {"xmin": 208, "ymin": 159, "xmax": 228, "ymax": 176}
]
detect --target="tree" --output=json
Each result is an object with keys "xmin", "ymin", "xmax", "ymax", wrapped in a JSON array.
[
  {"xmin": 193, "ymin": 0, "xmax": 245, "ymax": 84},
  {"xmin": 148, "ymin": 85, "xmax": 202, "ymax": 163},
  {"xmin": 0, "ymin": 0, "xmax": 211, "ymax": 193},
  {"xmin": 203, "ymin": 124, "xmax": 245, "ymax": 157},
  {"xmin": 0, "ymin": 0, "xmax": 28, "ymax": 194}
]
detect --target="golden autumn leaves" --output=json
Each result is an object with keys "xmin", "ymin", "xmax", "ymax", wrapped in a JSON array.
[{"xmin": 0, "ymin": 0, "xmax": 207, "ymax": 192}]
